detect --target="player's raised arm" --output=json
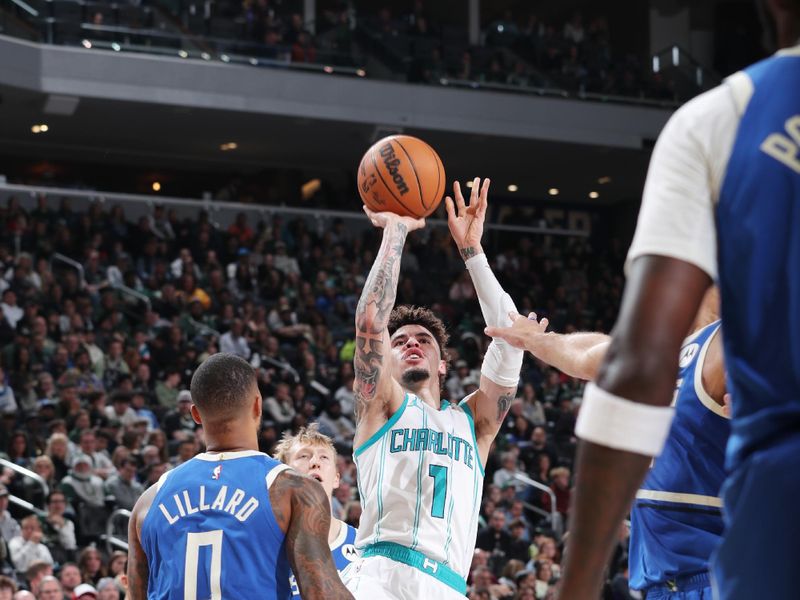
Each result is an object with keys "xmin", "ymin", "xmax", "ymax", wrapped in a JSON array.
[
  {"xmin": 486, "ymin": 313, "xmax": 610, "ymax": 381},
  {"xmin": 353, "ymin": 208, "xmax": 424, "ymax": 436},
  {"xmin": 446, "ymin": 178, "xmax": 523, "ymax": 461},
  {"xmin": 127, "ymin": 486, "xmax": 157, "ymax": 600},
  {"xmin": 271, "ymin": 470, "xmax": 353, "ymax": 600}
]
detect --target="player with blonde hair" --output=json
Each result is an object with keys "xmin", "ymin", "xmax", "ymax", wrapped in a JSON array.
[{"xmin": 275, "ymin": 424, "xmax": 358, "ymax": 597}]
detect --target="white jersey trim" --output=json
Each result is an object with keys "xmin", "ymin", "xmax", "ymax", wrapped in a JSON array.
[
  {"xmin": 636, "ymin": 489, "xmax": 722, "ymax": 508},
  {"xmin": 330, "ymin": 520, "xmax": 349, "ymax": 549},
  {"xmin": 266, "ymin": 464, "xmax": 292, "ymax": 489},
  {"xmin": 692, "ymin": 324, "xmax": 728, "ymax": 419},
  {"xmin": 194, "ymin": 450, "xmax": 267, "ymax": 461}
]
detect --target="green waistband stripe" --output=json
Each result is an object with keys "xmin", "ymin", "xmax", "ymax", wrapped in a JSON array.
[{"xmin": 361, "ymin": 541, "xmax": 467, "ymax": 594}]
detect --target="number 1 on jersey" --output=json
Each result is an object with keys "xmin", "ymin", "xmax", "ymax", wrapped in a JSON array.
[{"xmin": 428, "ymin": 464, "xmax": 448, "ymax": 519}]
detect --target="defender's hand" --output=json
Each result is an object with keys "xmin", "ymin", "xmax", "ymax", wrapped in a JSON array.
[
  {"xmin": 484, "ymin": 311, "xmax": 550, "ymax": 352},
  {"xmin": 362, "ymin": 206, "xmax": 425, "ymax": 232},
  {"xmin": 445, "ymin": 177, "xmax": 489, "ymax": 260}
]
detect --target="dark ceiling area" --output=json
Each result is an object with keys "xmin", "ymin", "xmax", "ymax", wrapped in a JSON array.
[{"xmin": 0, "ymin": 83, "xmax": 653, "ymax": 206}]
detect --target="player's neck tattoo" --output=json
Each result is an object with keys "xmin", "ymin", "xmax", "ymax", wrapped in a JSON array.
[{"xmin": 460, "ymin": 246, "xmax": 477, "ymax": 261}]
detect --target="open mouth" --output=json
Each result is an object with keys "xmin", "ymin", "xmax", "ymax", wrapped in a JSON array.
[
  {"xmin": 309, "ymin": 473, "xmax": 323, "ymax": 482},
  {"xmin": 402, "ymin": 350, "xmax": 424, "ymax": 362}
]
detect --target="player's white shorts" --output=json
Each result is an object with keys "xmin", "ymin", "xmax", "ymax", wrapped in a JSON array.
[{"xmin": 341, "ymin": 555, "xmax": 465, "ymax": 600}]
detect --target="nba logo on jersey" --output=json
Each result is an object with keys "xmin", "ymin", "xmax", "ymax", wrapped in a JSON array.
[{"xmin": 212, "ymin": 465, "xmax": 222, "ymax": 480}]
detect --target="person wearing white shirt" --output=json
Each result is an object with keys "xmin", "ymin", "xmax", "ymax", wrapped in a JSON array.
[
  {"xmin": 9, "ymin": 515, "xmax": 53, "ymax": 572},
  {"xmin": 0, "ymin": 367, "xmax": 17, "ymax": 415},
  {"xmin": 219, "ymin": 319, "xmax": 251, "ymax": 359},
  {"xmin": 0, "ymin": 485, "xmax": 20, "ymax": 543},
  {"xmin": 0, "ymin": 289, "xmax": 23, "ymax": 329}
]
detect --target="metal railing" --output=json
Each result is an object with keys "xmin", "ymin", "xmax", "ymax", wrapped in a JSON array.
[
  {"xmin": 0, "ymin": 457, "xmax": 49, "ymax": 517},
  {"xmin": 113, "ymin": 282, "xmax": 152, "ymax": 311},
  {"xmin": 0, "ymin": 182, "xmax": 591, "ymax": 238},
  {"xmin": 104, "ymin": 508, "xmax": 131, "ymax": 554},
  {"xmin": 513, "ymin": 472, "xmax": 564, "ymax": 538},
  {"xmin": 51, "ymin": 252, "xmax": 85, "ymax": 286}
]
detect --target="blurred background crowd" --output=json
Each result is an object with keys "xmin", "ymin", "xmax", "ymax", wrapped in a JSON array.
[{"xmin": 0, "ymin": 193, "xmax": 627, "ymax": 599}]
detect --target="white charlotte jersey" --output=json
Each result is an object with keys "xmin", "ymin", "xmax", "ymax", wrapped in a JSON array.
[{"xmin": 353, "ymin": 393, "xmax": 484, "ymax": 579}]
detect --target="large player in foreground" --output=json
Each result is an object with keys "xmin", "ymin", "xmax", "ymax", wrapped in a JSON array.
[
  {"xmin": 342, "ymin": 179, "xmax": 523, "ymax": 599},
  {"xmin": 553, "ymin": 2, "xmax": 800, "ymax": 598},
  {"xmin": 127, "ymin": 353, "xmax": 351, "ymax": 600}
]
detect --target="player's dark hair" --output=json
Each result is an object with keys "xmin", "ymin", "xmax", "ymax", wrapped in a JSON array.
[{"xmin": 190, "ymin": 353, "xmax": 256, "ymax": 419}]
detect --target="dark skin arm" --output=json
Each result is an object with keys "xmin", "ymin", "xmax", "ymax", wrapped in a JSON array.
[
  {"xmin": 127, "ymin": 485, "xmax": 157, "ymax": 600},
  {"xmin": 557, "ymin": 255, "xmax": 711, "ymax": 599},
  {"xmin": 270, "ymin": 470, "xmax": 353, "ymax": 600}
]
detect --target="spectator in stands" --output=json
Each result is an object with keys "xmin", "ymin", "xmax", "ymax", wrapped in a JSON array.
[
  {"xmin": 40, "ymin": 491, "xmax": 76, "ymax": 564},
  {"xmin": 163, "ymin": 391, "xmax": 196, "ymax": 445},
  {"xmin": 77, "ymin": 547, "xmax": 104, "ymax": 586},
  {"xmin": 476, "ymin": 510, "xmax": 513, "ymax": 572},
  {"xmin": 1, "ymin": 291, "xmax": 23, "ymax": 330},
  {"xmin": 24, "ymin": 561, "xmax": 52, "ymax": 597},
  {"xmin": 263, "ymin": 383, "xmax": 295, "ymax": 430},
  {"xmin": 0, "ymin": 485, "xmax": 20, "ymax": 545},
  {"xmin": 104, "ymin": 458, "xmax": 143, "ymax": 511},
  {"xmin": 36, "ymin": 575, "xmax": 62, "ymax": 600},
  {"xmin": 492, "ymin": 452, "xmax": 525, "ymax": 495},
  {"xmin": 219, "ymin": 319, "xmax": 251, "ymax": 359},
  {"xmin": 76, "ymin": 431, "xmax": 114, "ymax": 480},
  {"xmin": 332, "ymin": 372, "xmax": 355, "ymax": 416},
  {"xmin": 0, "ymin": 369, "xmax": 17, "ymax": 415},
  {"xmin": 104, "ymin": 392, "xmax": 137, "ymax": 428},
  {"xmin": 0, "ymin": 575, "xmax": 16, "ymax": 598},
  {"xmin": 96, "ymin": 577, "xmax": 119, "ymax": 600},
  {"xmin": 73, "ymin": 582, "xmax": 98, "ymax": 599},
  {"xmin": 541, "ymin": 466, "xmax": 571, "ymax": 522},
  {"xmin": 9, "ymin": 516, "xmax": 53, "ymax": 572},
  {"xmin": 45, "ymin": 434, "xmax": 70, "ymax": 481},
  {"xmin": 154, "ymin": 369, "xmax": 181, "ymax": 411},
  {"xmin": 59, "ymin": 455, "xmax": 106, "ymax": 544},
  {"xmin": 58, "ymin": 562, "xmax": 82, "ymax": 597},
  {"xmin": 316, "ymin": 400, "xmax": 355, "ymax": 450},
  {"xmin": 506, "ymin": 519, "xmax": 531, "ymax": 563}
]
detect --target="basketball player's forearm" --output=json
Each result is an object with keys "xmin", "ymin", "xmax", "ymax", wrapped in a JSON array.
[
  {"xmin": 558, "ymin": 441, "xmax": 651, "ymax": 599},
  {"xmin": 126, "ymin": 532, "xmax": 149, "ymax": 600},
  {"xmin": 530, "ymin": 333, "xmax": 610, "ymax": 381},
  {"xmin": 356, "ymin": 220, "xmax": 407, "ymax": 334},
  {"xmin": 285, "ymin": 477, "xmax": 354, "ymax": 599}
]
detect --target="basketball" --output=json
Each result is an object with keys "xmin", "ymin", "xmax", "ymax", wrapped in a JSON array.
[{"xmin": 357, "ymin": 135, "xmax": 446, "ymax": 219}]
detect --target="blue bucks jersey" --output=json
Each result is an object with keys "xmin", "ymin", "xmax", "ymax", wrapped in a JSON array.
[
  {"xmin": 630, "ymin": 321, "xmax": 729, "ymax": 590},
  {"xmin": 290, "ymin": 523, "xmax": 357, "ymax": 597},
  {"xmin": 141, "ymin": 450, "xmax": 292, "ymax": 600},
  {"xmin": 716, "ymin": 52, "xmax": 800, "ymax": 469}
]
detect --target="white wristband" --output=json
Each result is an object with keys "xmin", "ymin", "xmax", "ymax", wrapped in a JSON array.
[
  {"xmin": 465, "ymin": 253, "xmax": 515, "ymax": 328},
  {"xmin": 575, "ymin": 383, "xmax": 675, "ymax": 457}
]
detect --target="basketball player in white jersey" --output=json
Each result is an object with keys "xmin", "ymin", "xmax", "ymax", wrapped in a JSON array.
[{"xmin": 342, "ymin": 178, "xmax": 524, "ymax": 599}]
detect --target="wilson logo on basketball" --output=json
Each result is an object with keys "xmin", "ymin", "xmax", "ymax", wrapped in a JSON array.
[{"xmin": 379, "ymin": 143, "xmax": 410, "ymax": 196}]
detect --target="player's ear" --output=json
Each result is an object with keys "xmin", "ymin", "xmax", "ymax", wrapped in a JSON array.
[
  {"xmin": 190, "ymin": 404, "xmax": 203, "ymax": 425},
  {"xmin": 438, "ymin": 359, "xmax": 447, "ymax": 378},
  {"xmin": 253, "ymin": 393, "xmax": 262, "ymax": 421}
]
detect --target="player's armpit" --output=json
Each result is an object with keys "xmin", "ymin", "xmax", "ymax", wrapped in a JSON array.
[
  {"xmin": 127, "ymin": 486, "xmax": 157, "ymax": 600},
  {"xmin": 467, "ymin": 378, "xmax": 517, "ymax": 464},
  {"xmin": 701, "ymin": 329, "xmax": 727, "ymax": 407},
  {"xmin": 274, "ymin": 471, "xmax": 353, "ymax": 600}
]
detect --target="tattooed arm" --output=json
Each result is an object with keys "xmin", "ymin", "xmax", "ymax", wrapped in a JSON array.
[
  {"xmin": 352, "ymin": 207, "xmax": 425, "ymax": 448},
  {"xmin": 446, "ymin": 178, "xmax": 522, "ymax": 463},
  {"xmin": 127, "ymin": 486, "xmax": 157, "ymax": 600},
  {"xmin": 271, "ymin": 471, "xmax": 353, "ymax": 600}
]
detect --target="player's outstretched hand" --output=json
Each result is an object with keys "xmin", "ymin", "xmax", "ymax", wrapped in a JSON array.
[
  {"xmin": 362, "ymin": 206, "xmax": 425, "ymax": 232},
  {"xmin": 484, "ymin": 311, "xmax": 549, "ymax": 352},
  {"xmin": 445, "ymin": 177, "xmax": 489, "ymax": 260}
]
